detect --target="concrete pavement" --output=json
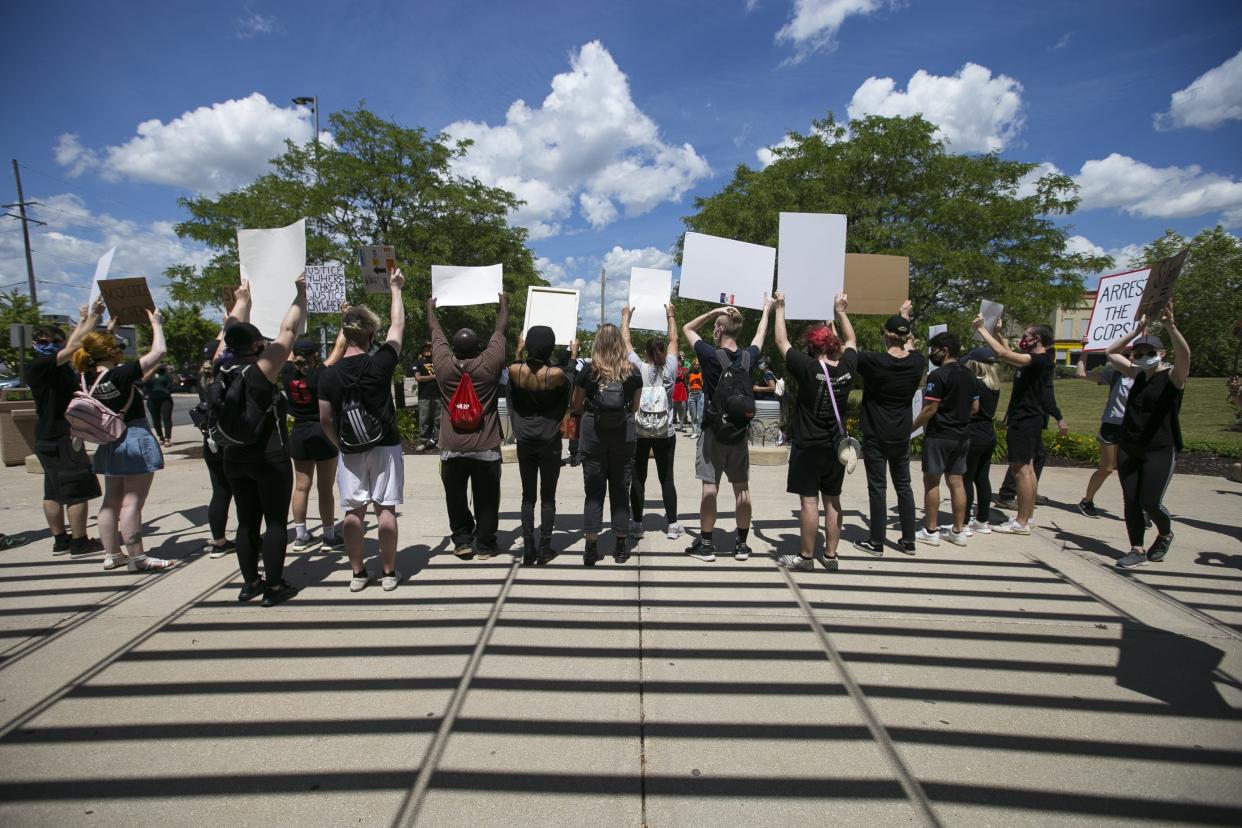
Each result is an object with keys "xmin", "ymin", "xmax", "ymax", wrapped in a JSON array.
[{"xmin": 0, "ymin": 434, "xmax": 1240, "ymax": 826}]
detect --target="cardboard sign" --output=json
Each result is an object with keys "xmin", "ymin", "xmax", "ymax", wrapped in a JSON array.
[
  {"xmin": 238, "ymin": 218, "xmax": 306, "ymax": 338},
  {"xmin": 98, "ymin": 277, "xmax": 155, "ymax": 326},
  {"xmin": 1135, "ymin": 249, "xmax": 1188, "ymax": 320},
  {"xmin": 777, "ymin": 212, "xmax": 846, "ymax": 321},
  {"xmin": 627, "ymin": 267, "xmax": 673, "ymax": 331},
  {"xmin": 306, "ymin": 262, "xmax": 346, "ymax": 314},
  {"xmin": 842, "ymin": 254, "xmax": 909, "ymax": 315},
  {"xmin": 88, "ymin": 246, "xmax": 116, "ymax": 312},
  {"xmin": 1083, "ymin": 267, "xmax": 1149, "ymax": 351},
  {"xmin": 359, "ymin": 244, "xmax": 396, "ymax": 295},
  {"xmin": 524, "ymin": 286, "xmax": 580, "ymax": 345},
  {"xmin": 974, "ymin": 299, "xmax": 1004, "ymax": 342},
  {"xmin": 678, "ymin": 232, "xmax": 775, "ymax": 310},
  {"xmin": 431, "ymin": 264, "xmax": 503, "ymax": 307}
]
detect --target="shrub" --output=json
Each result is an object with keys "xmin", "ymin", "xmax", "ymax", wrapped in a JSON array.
[{"xmin": 396, "ymin": 409, "xmax": 418, "ymax": 442}]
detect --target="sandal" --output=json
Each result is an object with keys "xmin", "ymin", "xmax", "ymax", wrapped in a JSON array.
[
  {"xmin": 103, "ymin": 553, "xmax": 130, "ymax": 570},
  {"xmin": 127, "ymin": 555, "xmax": 175, "ymax": 572}
]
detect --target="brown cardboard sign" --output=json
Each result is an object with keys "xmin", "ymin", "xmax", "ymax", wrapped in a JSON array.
[
  {"xmin": 1135, "ymin": 249, "xmax": 1188, "ymax": 320},
  {"xmin": 98, "ymin": 277, "xmax": 156, "ymax": 325},
  {"xmin": 842, "ymin": 254, "xmax": 910, "ymax": 315}
]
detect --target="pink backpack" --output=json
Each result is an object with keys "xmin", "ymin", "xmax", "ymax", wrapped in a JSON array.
[{"xmin": 66, "ymin": 369, "xmax": 131, "ymax": 445}]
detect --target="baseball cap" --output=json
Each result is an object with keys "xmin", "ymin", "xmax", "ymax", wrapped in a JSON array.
[
  {"xmin": 964, "ymin": 347, "xmax": 995, "ymax": 364},
  {"xmin": 292, "ymin": 338, "xmax": 318, "ymax": 356},
  {"xmin": 1132, "ymin": 335, "xmax": 1164, "ymax": 351},
  {"xmin": 884, "ymin": 315, "xmax": 911, "ymax": 336},
  {"xmin": 223, "ymin": 322, "xmax": 264, "ymax": 350}
]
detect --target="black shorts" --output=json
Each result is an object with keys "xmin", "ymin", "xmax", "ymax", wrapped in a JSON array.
[
  {"xmin": 786, "ymin": 444, "xmax": 846, "ymax": 498},
  {"xmin": 35, "ymin": 437, "xmax": 101, "ymax": 504},
  {"xmin": 922, "ymin": 435, "xmax": 969, "ymax": 477},
  {"xmin": 1098, "ymin": 422, "xmax": 1124, "ymax": 445},
  {"xmin": 289, "ymin": 424, "xmax": 339, "ymax": 462},
  {"xmin": 1007, "ymin": 420, "xmax": 1044, "ymax": 464}
]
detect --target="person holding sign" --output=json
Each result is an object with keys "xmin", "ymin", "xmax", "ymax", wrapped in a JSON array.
[
  {"xmin": 1074, "ymin": 334, "xmax": 1136, "ymax": 519},
  {"xmin": 1106, "ymin": 304, "xmax": 1189, "ymax": 568}
]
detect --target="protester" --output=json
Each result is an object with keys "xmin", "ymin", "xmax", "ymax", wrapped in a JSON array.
[
  {"xmin": 853, "ymin": 302, "xmax": 924, "ymax": 556},
  {"xmin": 973, "ymin": 316, "xmax": 1056, "ymax": 534},
  {"xmin": 753, "ymin": 356, "xmax": 778, "ymax": 400},
  {"xmin": 570, "ymin": 323, "xmax": 642, "ymax": 565},
  {"xmin": 962, "ymin": 347, "xmax": 1001, "ymax": 534},
  {"xmin": 686, "ymin": 359, "xmax": 704, "ymax": 437},
  {"xmin": 411, "ymin": 341, "xmax": 440, "ymax": 451},
  {"xmin": 75, "ymin": 309, "xmax": 171, "ymax": 572},
  {"xmin": 562, "ymin": 350, "xmax": 583, "ymax": 466},
  {"xmin": 196, "ymin": 343, "xmax": 234, "ymax": 559},
  {"xmin": 912, "ymin": 331, "xmax": 977, "ymax": 546},
  {"xmin": 320, "ymin": 272, "xmax": 406, "ymax": 590},
  {"xmin": 426, "ymin": 291, "xmax": 508, "ymax": 560},
  {"xmin": 25, "ymin": 302, "xmax": 104, "ymax": 556},
  {"xmin": 995, "ymin": 375, "xmax": 1066, "ymax": 509},
  {"xmin": 681, "ymin": 297, "xmax": 774, "ymax": 562},
  {"xmin": 772, "ymin": 291, "xmax": 857, "ymax": 571},
  {"xmin": 142, "ymin": 363, "xmax": 175, "ymax": 447},
  {"xmin": 622, "ymin": 304, "xmax": 684, "ymax": 541},
  {"xmin": 1107, "ymin": 305, "xmax": 1189, "ymax": 568},
  {"xmin": 283, "ymin": 337, "xmax": 342, "ymax": 553},
  {"xmin": 1075, "ymin": 338, "xmax": 1136, "ymax": 518},
  {"xmin": 508, "ymin": 327, "xmax": 574, "ymax": 565},
  {"xmin": 672, "ymin": 360, "xmax": 690, "ymax": 432}
]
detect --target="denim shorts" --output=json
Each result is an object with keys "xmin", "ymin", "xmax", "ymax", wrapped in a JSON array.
[{"xmin": 93, "ymin": 420, "xmax": 164, "ymax": 476}]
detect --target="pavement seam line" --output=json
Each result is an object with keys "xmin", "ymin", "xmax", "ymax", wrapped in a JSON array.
[
  {"xmin": 394, "ymin": 556, "xmax": 522, "ymax": 828},
  {"xmin": 637, "ymin": 544, "xmax": 649, "ymax": 827},
  {"xmin": 772, "ymin": 559, "xmax": 943, "ymax": 828}
]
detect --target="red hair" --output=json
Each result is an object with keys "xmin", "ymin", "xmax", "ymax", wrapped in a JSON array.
[{"xmin": 804, "ymin": 325, "xmax": 841, "ymax": 358}]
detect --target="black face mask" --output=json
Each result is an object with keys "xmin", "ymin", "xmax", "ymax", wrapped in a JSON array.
[{"xmin": 930, "ymin": 350, "xmax": 945, "ymax": 367}]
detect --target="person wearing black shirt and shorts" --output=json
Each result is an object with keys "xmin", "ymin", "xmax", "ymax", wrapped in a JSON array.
[
  {"xmin": 962, "ymin": 348, "xmax": 1001, "ymax": 534},
  {"xmin": 974, "ymin": 315, "xmax": 1055, "ymax": 534},
  {"xmin": 912, "ymin": 332, "xmax": 978, "ymax": 547},
  {"xmin": 283, "ymin": 338, "xmax": 342, "ymax": 553},
  {"xmin": 773, "ymin": 291, "xmax": 858, "ymax": 571},
  {"xmin": 1075, "ymin": 340, "xmax": 1136, "ymax": 519},
  {"xmin": 1106, "ymin": 304, "xmax": 1189, "ymax": 568}
]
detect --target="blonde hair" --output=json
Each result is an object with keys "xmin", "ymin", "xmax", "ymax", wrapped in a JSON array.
[
  {"xmin": 591, "ymin": 324, "xmax": 633, "ymax": 384},
  {"xmin": 72, "ymin": 331, "xmax": 123, "ymax": 373},
  {"xmin": 967, "ymin": 358, "xmax": 1000, "ymax": 391},
  {"xmin": 716, "ymin": 306, "xmax": 743, "ymax": 339},
  {"xmin": 341, "ymin": 306, "xmax": 381, "ymax": 348}
]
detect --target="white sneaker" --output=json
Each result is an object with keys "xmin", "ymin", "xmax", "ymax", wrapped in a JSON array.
[
  {"xmin": 666, "ymin": 522, "xmax": 686, "ymax": 540},
  {"xmin": 969, "ymin": 520, "xmax": 992, "ymax": 535},
  {"xmin": 914, "ymin": 527, "xmax": 941, "ymax": 546},
  {"xmin": 350, "ymin": 571, "xmax": 373, "ymax": 592},
  {"xmin": 993, "ymin": 519, "xmax": 1031, "ymax": 535},
  {"xmin": 943, "ymin": 528, "xmax": 969, "ymax": 547},
  {"xmin": 629, "ymin": 521, "xmax": 645, "ymax": 539},
  {"xmin": 941, "ymin": 525, "xmax": 973, "ymax": 539},
  {"xmin": 381, "ymin": 570, "xmax": 402, "ymax": 591}
]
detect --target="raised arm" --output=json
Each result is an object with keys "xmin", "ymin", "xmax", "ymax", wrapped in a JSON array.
[
  {"xmin": 425, "ymin": 297, "xmax": 444, "ymax": 341},
  {"xmin": 226, "ymin": 279, "xmax": 252, "ymax": 327},
  {"xmin": 682, "ymin": 307, "xmax": 722, "ymax": 350},
  {"xmin": 974, "ymin": 315, "xmax": 1030, "ymax": 367},
  {"xmin": 751, "ymin": 294, "xmax": 774, "ymax": 350},
  {"xmin": 384, "ymin": 269, "xmax": 406, "ymax": 351},
  {"xmin": 1163, "ymin": 301, "xmax": 1190, "ymax": 389},
  {"xmin": 665, "ymin": 304, "xmax": 678, "ymax": 355},
  {"xmin": 256, "ymin": 274, "xmax": 307, "ymax": 382},
  {"xmin": 495, "ymin": 291, "xmax": 510, "ymax": 337},
  {"xmin": 621, "ymin": 306, "xmax": 635, "ymax": 356},
  {"xmin": 773, "ymin": 291, "xmax": 791, "ymax": 358},
  {"xmin": 834, "ymin": 293, "xmax": 856, "ymax": 351},
  {"xmin": 1106, "ymin": 318, "xmax": 1146, "ymax": 378},
  {"xmin": 138, "ymin": 309, "xmax": 167, "ymax": 374},
  {"xmin": 60, "ymin": 298, "xmax": 106, "ymax": 366}
]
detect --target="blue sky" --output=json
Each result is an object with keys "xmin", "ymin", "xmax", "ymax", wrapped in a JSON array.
[{"xmin": 2, "ymin": 0, "xmax": 1240, "ymax": 321}]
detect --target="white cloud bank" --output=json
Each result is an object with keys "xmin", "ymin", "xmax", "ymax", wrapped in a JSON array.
[
  {"xmin": 775, "ymin": 0, "xmax": 892, "ymax": 62},
  {"xmin": 537, "ymin": 245, "xmax": 676, "ymax": 327},
  {"xmin": 1155, "ymin": 48, "xmax": 1242, "ymax": 130}
]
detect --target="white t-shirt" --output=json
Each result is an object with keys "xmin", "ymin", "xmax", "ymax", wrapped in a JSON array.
[{"xmin": 628, "ymin": 351, "xmax": 678, "ymax": 437}]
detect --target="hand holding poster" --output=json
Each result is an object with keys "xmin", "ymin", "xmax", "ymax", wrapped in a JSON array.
[
  {"xmin": 98, "ymin": 277, "xmax": 155, "ymax": 325},
  {"xmin": 431, "ymin": 264, "xmax": 503, "ymax": 307},
  {"xmin": 238, "ymin": 218, "xmax": 307, "ymax": 337},
  {"xmin": 627, "ymin": 267, "xmax": 673, "ymax": 330},
  {"xmin": 974, "ymin": 300, "xmax": 1004, "ymax": 341},
  {"xmin": 524, "ymin": 286, "xmax": 579, "ymax": 345},
  {"xmin": 777, "ymin": 212, "xmax": 846, "ymax": 321},
  {"xmin": 358, "ymin": 244, "xmax": 397, "ymax": 295},
  {"xmin": 842, "ymin": 254, "xmax": 909, "ymax": 314},
  {"xmin": 1083, "ymin": 267, "xmax": 1149, "ymax": 351},
  {"xmin": 305, "ymin": 262, "xmax": 346, "ymax": 313},
  {"xmin": 1135, "ymin": 249, "xmax": 1188, "ymax": 321},
  {"xmin": 678, "ymin": 232, "xmax": 775, "ymax": 310}
]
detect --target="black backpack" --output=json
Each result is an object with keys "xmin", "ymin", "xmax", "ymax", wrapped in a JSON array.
[
  {"xmin": 590, "ymin": 374, "xmax": 629, "ymax": 435},
  {"xmin": 207, "ymin": 365, "xmax": 276, "ymax": 448},
  {"xmin": 336, "ymin": 358, "xmax": 385, "ymax": 452},
  {"xmin": 707, "ymin": 348, "xmax": 755, "ymax": 444}
]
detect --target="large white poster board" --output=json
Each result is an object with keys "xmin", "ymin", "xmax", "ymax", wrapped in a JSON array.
[
  {"xmin": 777, "ymin": 212, "xmax": 846, "ymax": 321},
  {"xmin": 237, "ymin": 218, "xmax": 306, "ymax": 337},
  {"xmin": 974, "ymin": 299, "xmax": 1004, "ymax": 342},
  {"xmin": 928, "ymin": 323, "xmax": 948, "ymax": 340},
  {"xmin": 1084, "ymin": 267, "xmax": 1150, "ymax": 351},
  {"xmin": 88, "ymin": 246, "xmax": 116, "ymax": 311},
  {"xmin": 431, "ymin": 264, "xmax": 503, "ymax": 307},
  {"xmin": 524, "ymin": 286, "xmax": 579, "ymax": 345},
  {"xmin": 678, "ymin": 232, "xmax": 774, "ymax": 310},
  {"xmin": 627, "ymin": 267, "xmax": 672, "ymax": 331}
]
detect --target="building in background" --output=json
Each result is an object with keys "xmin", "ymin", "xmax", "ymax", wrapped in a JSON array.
[{"xmin": 1052, "ymin": 291, "xmax": 1095, "ymax": 365}]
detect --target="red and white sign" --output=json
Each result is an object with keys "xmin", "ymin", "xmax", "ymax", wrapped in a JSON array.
[{"xmin": 1083, "ymin": 267, "xmax": 1149, "ymax": 351}]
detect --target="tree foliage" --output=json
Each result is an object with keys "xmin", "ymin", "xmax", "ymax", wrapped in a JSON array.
[
  {"xmin": 0, "ymin": 290, "xmax": 42, "ymax": 374},
  {"xmin": 159, "ymin": 302, "xmax": 222, "ymax": 369}
]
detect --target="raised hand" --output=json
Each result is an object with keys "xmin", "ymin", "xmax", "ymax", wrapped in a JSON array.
[
  {"xmin": 234, "ymin": 280, "xmax": 251, "ymax": 304},
  {"xmin": 389, "ymin": 268, "xmax": 405, "ymax": 292},
  {"xmin": 900, "ymin": 299, "xmax": 913, "ymax": 318},
  {"xmin": 621, "ymin": 306, "xmax": 634, "ymax": 321},
  {"xmin": 92, "ymin": 297, "xmax": 106, "ymax": 317},
  {"xmin": 972, "ymin": 314, "xmax": 986, "ymax": 330},
  {"xmin": 294, "ymin": 273, "xmax": 307, "ymax": 295},
  {"xmin": 772, "ymin": 291, "xmax": 785, "ymax": 308},
  {"xmin": 147, "ymin": 308, "xmax": 163, "ymax": 326},
  {"xmin": 1161, "ymin": 300, "xmax": 1175, "ymax": 327},
  {"xmin": 834, "ymin": 293, "xmax": 848, "ymax": 313},
  {"xmin": 762, "ymin": 293, "xmax": 774, "ymax": 312}
]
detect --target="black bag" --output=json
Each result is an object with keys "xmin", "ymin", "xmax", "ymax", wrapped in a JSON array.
[
  {"xmin": 188, "ymin": 400, "xmax": 210, "ymax": 435},
  {"xmin": 207, "ymin": 365, "xmax": 275, "ymax": 448},
  {"xmin": 590, "ymin": 375, "xmax": 629, "ymax": 434},
  {"xmin": 706, "ymin": 348, "xmax": 755, "ymax": 445},
  {"xmin": 336, "ymin": 358, "xmax": 385, "ymax": 451}
]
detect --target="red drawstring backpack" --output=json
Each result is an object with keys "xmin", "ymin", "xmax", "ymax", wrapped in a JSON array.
[{"xmin": 449, "ymin": 371, "xmax": 483, "ymax": 432}]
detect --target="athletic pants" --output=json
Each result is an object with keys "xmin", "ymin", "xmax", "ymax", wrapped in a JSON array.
[
  {"xmin": 516, "ymin": 437, "xmax": 561, "ymax": 546},
  {"xmin": 1117, "ymin": 444, "xmax": 1175, "ymax": 547},
  {"xmin": 584, "ymin": 439, "xmax": 634, "ymax": 537},
  {"xmin": 631, "ymin": 436, "xmax": 677, "ymax": 524},
  {"xmin": 147, "ymin": 398, "xmax": 173, "ymax": 441},
  {"xmin": 203, "ymin": 440, "xmax": 233, "ymax": 541},
  {"xmin": 225, "ymin": 457, "xmax": 293, "ymax": 585},
  {"xmin": 963, "ymin": 440, "xmax": 996, "ymax": 523}
]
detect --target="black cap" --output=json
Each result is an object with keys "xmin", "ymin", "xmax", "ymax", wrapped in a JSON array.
[
  {"xmin": 885, "ymin": 315, "xmax": 911, "ymax": 336},
  {"xmin": 964, "ymin": 346, "xmax": 995, "ymax": 364},
  {"xmin": 223, "ymin": 322, "xmax": 264, "ymax": 350},
  {"xmin": 292, "ymin": 338, "xmax": 317, "ymax": 356}
]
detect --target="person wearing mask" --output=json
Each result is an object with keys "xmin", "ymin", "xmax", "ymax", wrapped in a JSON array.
[
  {"xmin": 508, "ymin": 327, "xmax": 574, "ymax": 565},
  {"xmin": 672, "ymin": 361, "xmax": 690, "ymax": 432},
  {"xmin": 995, "ymin": 374, "xmax": 1066, "ymax": 509},
  {"xmin": 426, "ymin": 292, "xmax": 508, "ymax": 560},
  {"xmin": 1076, "ymin": 335, "xmax": 1136, "ymax": 518},
  {"xmin": 25, "ymin": 302, "xmax": 104, "ymax": 556},
  {"xmin": 197, "ymin": 340, "xmax": 235, "ymax": 560},
  {"xmin": 853, "ymin": 302, "xmax": 925, "ymax": 556},
  {"xmin": 74, "ymin": 309, "xmax": 171, "ymax": 573},
  {"xmin": 686, "ymin": 360, "xmax": 704, "ymax": 438},
  {"xmin": 753, "ymin": 356, "xmax": 778, "ymax": 400},
  {"xmin": 218, "ymin": 278, "xmax": 306, "ymax": 606},
  {"xmin": 411, "ymin": 341, "xmax": 439, "ymax": 452},
  {"xmin": 320, "ymin": 272, "xmax": 406, "ymax": 590},
  {"xmin": 973, "ymin": 316, "xmax": 1057, "ymax": 535},
  {"xmin": 141, "ymin": 363, "xmax": 175, "ymax": 447},
  {"xmin": 622, "ymin": 304, "xmax": 685, "ymax": 541},
  {"xmin": 962, "ymin": 348, "xmax": 1001, "ymax": 534},
  {"xmin": 571, "ymin": 323, "xmax": 643, "ymax": 566},
  {"xmin": 1107, "ymin": 305, "xmax": 1189, "ymax": 568},
  {"xmin": 284, "ymin": 337, "xmax": 343, "ymax": 553},
  {"xmin": 681, "ymin": 298, "xmax": 774, "ymax": 562},
  {"xmin": 912, "ymin": 331, "xmax": 978, "ymax": 547},
  {"xmin": 772, "ymin": 291, "xmax": 857, "ymax": 571}
]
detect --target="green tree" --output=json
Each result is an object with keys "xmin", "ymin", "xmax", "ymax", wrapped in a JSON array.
[
  {"xmin": 1134, "ymin": 225, "xmax": 1242, "ymax": 376},
  {"xmin": 159, "ymin": 302, "xmax": 222, "ymax": 369},
  {"xmin": 0, "ymin": 290, "xmax": 42, "ymax": 375},
  {"xmin": 167, "ymin": 106, "xmax": 544, "ymax": 356}
]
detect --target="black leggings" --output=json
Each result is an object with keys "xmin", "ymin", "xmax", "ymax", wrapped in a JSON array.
[
  {"xmin": 583, "ymin": 439, "xmax": 633, "ymax": 537},
  {"xmin": 631, "ymin": 436, "xmax": 677, "ymax": 523},
  {"xmin": 1118, "ymin": 444, "xmax": 1175, "ymax": 547},
  {"xmin": 225, "ymin": 458, "xmax": 293, "ymax": 585},
  {"xmin": 963, "ymin": 440, "xmax": 995, "ymax": 523},
  {"xmin": 517, "ymin": 436, "xmax": 562, "ymax": 545},
  {"xmin": 147, "ymin": 398, "xmax": 173, "ymax": 440},
  {"xmin": 203, "ymin": 441, "xmax": 234, "ymax": 541}
]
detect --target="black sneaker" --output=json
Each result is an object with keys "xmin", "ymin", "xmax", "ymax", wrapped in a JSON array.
[
  {"xmin": 897, "ymin": 540, "xmax": 917, "ymax": 556},
  {"xmin": 537, "ymin": 540, "xmax": 559, "ymax": 566},
  {"xmin": 1035, "ymin": 494, "xmax": 1049, "ymax": 506},
  {"xmin": 613, "ymin": 538, "xmax": 630, "ymax": 564},
  {"xmin": 69, "ymin": 537, "xmax": 103, "ymax": 556},
  {"xmin": 238, "ymin": 578, "xmax": 265, "ymax": 602},
  {"xmin": 1078, "ymin": 499, "xmax": 1099, "ymax": 518},
  {"xmin": 993, "ymin": 497, "xmax": 1017, "ymax": 510},
  {"xmin": 684, "ymin": 538, "xmax": 716, "ymax": 562},
  {"xmin": 583, "ymin": 539, "xmax": 599, "ymax": 567},
  {"xmin": 733, "ymin": 540, "xmax": 751, "ymax": 561},
  {"xmin": 261, "ymin": 580, "xmax": 299, "ymax": 607},
  {"xmin": 1147, "ymin": 532, "xmax": 1174, "ymax": 563},
  {"xmin": 853, "ymin": 540, "xmax": 884, "ymax": 556},
  {"xmin": 52, "ymin": 533, "xmax": 72, "ymax": 555}
]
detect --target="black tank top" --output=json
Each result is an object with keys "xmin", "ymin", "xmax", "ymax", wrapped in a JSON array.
[
  {"xmin": 1121, "ymin": 368, "xmax": 1183, "ymax": 450},
  {"xmin": 508, "ymin": 363, "xmax": 570, "ymax": 443}
]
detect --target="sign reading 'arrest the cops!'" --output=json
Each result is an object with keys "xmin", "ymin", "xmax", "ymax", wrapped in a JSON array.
[{"xmin": 1082, "ymin": 267, "xmax": 1149, "ymax": 351}]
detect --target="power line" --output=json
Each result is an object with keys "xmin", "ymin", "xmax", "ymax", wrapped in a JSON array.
[{"xmin": 16, "ymin": 162, "xmax": 176, "ymax": 223}]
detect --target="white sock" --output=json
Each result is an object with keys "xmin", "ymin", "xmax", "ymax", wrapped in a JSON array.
[{"xmin": 295, "ymin": 523, "xmax": 308, "ymax": 541}]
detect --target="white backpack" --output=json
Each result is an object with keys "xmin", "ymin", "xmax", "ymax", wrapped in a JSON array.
[{"xmin": 636, "ymin": 363, "xmax": 671, "ymax": 438}]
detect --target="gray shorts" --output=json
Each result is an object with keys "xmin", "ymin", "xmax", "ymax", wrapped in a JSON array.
[
  {"xmin": 695, "ymin": 428, "xmax": 749, "ymax": 485},
  {"xmin": 922, "ymin": 435, "xmax": 969, "ymax": 477}
]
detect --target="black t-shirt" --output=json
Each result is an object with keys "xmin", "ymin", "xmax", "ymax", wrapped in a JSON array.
[
  {"xmin": 857, "ymin": 350, "xmax": 926, "ymax": 442},
  {"xmin": 755, "ymin": 367, "xmax": 777, "ymax": 400},
  {"xmin": 280, "ymin": 363, "xmax": 324, "ymax": 425},
  {"xmin": 924, "ymin": 361, "xmax": 976, "ymax": 439},
  {"xmin": 967, "ymin": 378, "xmax": 1000, "ymax": 443},
  {"xmin": 25, "ymin": 352, "xmax": 76, "ymax": 443},
  {"xmin": 1007, "ymin": 350, "xmax": 1054, "ymax": 423},
  {"xmin": 144, "ymin": 371, "xmax": 173, "ymax": 402},
  {"xmin": 693, "ymin": 340, "xmax": 760, "ymax": 425},
  {"xmin": 785, "ymin": 347, "xmax": 857, "ymax": 448},
  {"xmin": 509, "ymin": 363, "xmax": 571, "ymax": 443},
  {"xmin": 319, "ymin": 342, "xmax": 401, "ymax": 448},
  {"xmin": 1122, "ymin": 369, "xmax": 1183, "ymax": 450},
  {"xmin": 224, "ymin": 366, "xmax": 290, "ymax": 464},
  {"xmin": 84, "ymin": 361, "xmax": 145, "ymax": 423},
  {"xmin": 412, "ymin": 355, "xmax": 438, "ymax": 401}
]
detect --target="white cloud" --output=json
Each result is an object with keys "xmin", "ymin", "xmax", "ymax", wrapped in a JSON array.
[
  {"xmin": 235, "ymin": 6, "xmax": 278, "ymax": 39},
  {"xmin": 1064, "ymin": 235, "xmax": 1145, "ymax": 273},
  {"xmin": 534, "ymin": 245, "xmax": 676, "ymax": 329},
  {"xmin": 445, "ymin": 41, "xmax": 709, "ymax": 238},
  {"xmin": 775, "ymin": 0, "xmax": 891, "ymax": 61},
  {"xmin": 756, "ymin": 135, "xmax": 799, "ymax": 168},
  {"xmin": 847, "ymin": 63, "xmax": 1025, "ymax": 152},
  {"xmin": 1154, "ymin": 48, "xmax": 1242, "ymax": 130},
  {"xmin": 1075, "ymin": 152, "xmax": 1242, "ymax": 226},
  {"xmin": 1015, "ymin": 161, "xmax": 1062, "ymax": 198},
  {"xmin": 54, "ymin": 93, "xmax": 318, "ymax": 193},
  {"xmin": 1050, "ymin": 31, "xmax": 1073, "ymax": 52}
]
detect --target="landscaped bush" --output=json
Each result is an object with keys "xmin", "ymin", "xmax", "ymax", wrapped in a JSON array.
[{"xmin": 396, "ymin": 408, "xmax": 418, "ymax": 443}]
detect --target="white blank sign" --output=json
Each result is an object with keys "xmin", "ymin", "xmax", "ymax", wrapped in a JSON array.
[
  {"xmin": 678, "ymin": 232, "xmax": 774, "ymax": 310},
  {"xmin": 628, "ymin": 268, "xmax": 672, "ymax": 331},
  {"xmin": 432, "ymin": 264, "xmax": 503, "ymax": 307},
  {"xmin": 238, "ymin": 218, "xmax": 306, "ymax": 338},
  {"xmin": 975, "ymin": 299, "xmax": 1004, "ymax": 342},
  {"xmin": 524, "ymin": 286, "xmax": 579, "ymax": 345},
  {"xmin": 778, "ymin": 212, "xmax": 846, "ymax": 321},
  {"xmin": 928, "ymin": 323, "xmax": 948, "ymax": 339}
]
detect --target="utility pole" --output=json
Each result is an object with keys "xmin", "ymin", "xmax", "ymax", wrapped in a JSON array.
[
  {"xmin": 599, "ymin": 267, "xmax": 605, "ymax": 327},
  {"xmin": 4, "ymin": 159, "xmax": 45, "ymax": 304}
]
